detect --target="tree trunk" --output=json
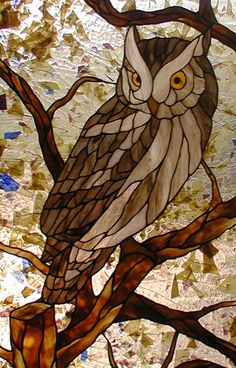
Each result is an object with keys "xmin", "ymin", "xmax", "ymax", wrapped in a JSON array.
[{"xmin": 10, "ymin": 302, "xmax": 57, "ymax": 368}]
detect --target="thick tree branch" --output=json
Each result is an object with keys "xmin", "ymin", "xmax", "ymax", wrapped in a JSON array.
[
  {"xmin": 57, "ymin": 304, "xmax": 123, "ymax": 368},
  {"xmin": 145, "ymin": 196, "xmax": 236, "ymax": 255},
  {"xmin": 57, "ymin": 288, "xmax": 236, "ymax": 367},
  {"xmin": 0, "ymin": 60, "xmax": 64, "ymax": 181},
  {"xmin": 57, "ymin": 195, "xmax": 236, "ymax": 366},
  {"xmin": 84, "ymin": 0, "xmax": 236, "ymax": 51},
  {"xmin": 67, "ymin": 279, "xmax": 97, "ymax": 327},
  {"xmin": 116, "ymin": 293, "xmax": 236, "ymax": 364},
  {"xmin": 0, "ymin": 61, "xmax": 112, "ymax": 181},
  {"xmin": 198, "ymin": 0, "xmax": 217, "ymax": 23}
]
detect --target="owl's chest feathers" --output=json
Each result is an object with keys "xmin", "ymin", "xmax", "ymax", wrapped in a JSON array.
[{"xmin": 79, "ymin": 104, "xmax": 204, "ymax": 182}]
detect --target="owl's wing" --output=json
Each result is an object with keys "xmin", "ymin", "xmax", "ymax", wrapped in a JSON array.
[
  {"xmin": 40, "ymin": 95, "xmax": 154, "ymax": 254},
  {"xmin": 75, "ymin": 106, "xmax": 205, "ymax": 253}
]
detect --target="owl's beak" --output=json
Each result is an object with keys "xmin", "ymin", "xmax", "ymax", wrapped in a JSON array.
[{"xmin": 147, "ymin": 96, "xmax": 159, "ymax": 117}]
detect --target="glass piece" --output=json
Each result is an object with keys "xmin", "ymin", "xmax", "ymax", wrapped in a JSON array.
[{"xmin": 0, "ymin": 172, "xmax": 20, "ymax": 192}]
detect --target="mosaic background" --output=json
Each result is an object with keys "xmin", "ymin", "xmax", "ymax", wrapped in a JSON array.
[{"xmin": 0, "ymin": 0, "xmax": 235, "ymax": 366}]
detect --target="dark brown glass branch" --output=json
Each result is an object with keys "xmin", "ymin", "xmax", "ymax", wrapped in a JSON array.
[
  {"xmin": 0, "ymin": 60, "xmax": 64, "ymax": 181},
  {"xmin": 84, "ymin": 0, "xmax": 236, "ymax": 51},
  {"xmin": 57, "ymin": 195, "xmax": 236, "ymax": 366},
  {"xmin": 116, "ymin": 293, "xmax": 236, "ymax": 364},
  {"xmin": 175, "ymin": 360, "xmax": 226, "ymax": 368},
  {"xmin": 0, "ymin": 60, "xmax": 112, "ymax": 181}
]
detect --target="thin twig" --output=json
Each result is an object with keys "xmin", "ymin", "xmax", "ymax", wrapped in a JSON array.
[
  {"xmin": 103, "ymin": 333, "xmax": 119, "ymax": 368},
  {"xmin": 0, "ymin": 61, "xmax": 113, "ymax": 181},
  {"xmin": 0, "ymin": 242, "xmax": 49, "ymax": 275},
  {"xmin": 47, "ymin": 76, "xmax": 114, "ymax": 120},
  {"xmin": 202, "ymin": 160, "xmax": 222, "ymax": 209},
  {"xmin": 195, "ymin": 300, "xmax": 236, "ymax": 319},
  {"xmin": 162, "ymin": 332, "xmax": 178, "ymax": 368}
]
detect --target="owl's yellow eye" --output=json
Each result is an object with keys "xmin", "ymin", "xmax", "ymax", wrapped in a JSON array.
[
  {"xmin": 132, "ymin": 72, "xmax": 141, "ymax": 87},
  {"xmin": 170, "ymin": 71, "xmax": 186, "ymax": 90}
]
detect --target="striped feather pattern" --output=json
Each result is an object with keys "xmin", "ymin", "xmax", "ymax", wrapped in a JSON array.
[{"xmin": 41, "ymin": 29, "xmax": 218, "ymax": 303}]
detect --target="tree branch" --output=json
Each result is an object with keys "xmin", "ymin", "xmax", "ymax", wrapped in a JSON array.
[
  {"xmin": 175, "ymin": 360, "xmax": 227, "ymax": 368},
  {"xmin": 116, "ymin": 293, "xmax": 236, "ymax": 364},
  {"xmin": 57, "ymin": 193, "xmax": 236, "ymax": 366},
  {"xmin": 195, "ymin": 300, "xmax": 236, "ymax": 319},
  {"xmin": 57, "ymin": 304, "xmax": 123, "ymax": 368},
  {"xmin": 84, "ymin": 0, "xmax": 236, "ymax": 51},
  {"xmin": 0, "ymin": 60, "xmax": 64, "ymax": 181},
  {"xmin": 145, "ymin": 196, "xmax": 236, "ymax": 256},
  {"xmin": 0, "ymin": 60, "xmax": 112, "ymax": 181},
  {"xmin": 0, "ymin": 242, "xmax": 49, "ymax": 275},
  {"xmin": 0, "ymin": 347, "xmax": 13, "ymax": 366},
  {"xmin": 47, "ymin": 76, "xmax": 114, "ymax": 120},
  {"xmin": 162, "ymin": 332, "xmax": 178, "ymax": 368},
  {"xmin": 198, "ymin": 0, "xmax": 217, "ymax": 23},
  {"xmin": 202, "ymin": 160, "xmax": 222, "ymax": 209},
  {"xmin": 103, "ymin": 333, "xmax": 119, "ymax": 368}
]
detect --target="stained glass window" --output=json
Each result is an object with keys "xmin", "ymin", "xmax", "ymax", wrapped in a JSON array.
[{"xmin": 0, "ymin": 1, "xmax": 235, "ymax": 367}]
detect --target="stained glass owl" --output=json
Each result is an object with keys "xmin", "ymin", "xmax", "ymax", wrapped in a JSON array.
[{"xmin": 40, "ymin": 27, "xmax": 218, "ymax": 303}]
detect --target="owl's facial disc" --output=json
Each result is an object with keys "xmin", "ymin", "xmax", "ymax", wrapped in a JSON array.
[
  {"xmin": 120, "ymin": 26, "xmax": 211, "ymax": 118},
  {"xmin": 153, "ymin": 31, "xmax": 210, "ymax": 103}
]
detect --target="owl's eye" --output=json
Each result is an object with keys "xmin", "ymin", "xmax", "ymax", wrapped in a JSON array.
[
  {"xmin": 132, "ymin": 72, "xmax": 141, "ymax": 87},
  {"xmin": 170, "ymin": 71, "xmax": 186, "ymax": 90}
]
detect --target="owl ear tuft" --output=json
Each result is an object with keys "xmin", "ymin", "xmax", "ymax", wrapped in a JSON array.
[
  {"xmin": 124, "ymin": 26, "xmax": 141, "ymax": 60},
  {"xmin": 124, "ymin": 26, "xmax": 145, "ymax": 70},
  {"xmin": 194, "ymin": 28, "xmax": 212, "ymax": 56},
  {"xmin": 132, "ymin": 25, "xmax": 141, "ymax": 44},
  {"xmin": 202, "ymin": 28, "xmax": 212, "ymax": 55},
  {"xmin": 123, "ymin": 26, "xmax": 152, "ymax": 102}
]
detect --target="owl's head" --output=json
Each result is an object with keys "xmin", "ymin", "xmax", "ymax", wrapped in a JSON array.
[{"xmin": 117, "ymin": 26, "xmax": 217, "ymax": 121}]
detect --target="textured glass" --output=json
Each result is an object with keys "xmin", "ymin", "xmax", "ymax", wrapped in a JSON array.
[{"xmin": 0, "ymin": 1, "xmax": 235, "ymax": 367}]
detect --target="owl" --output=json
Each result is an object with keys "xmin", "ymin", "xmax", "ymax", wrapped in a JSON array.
[{"xmin": 40, "ymin": 26, "xmax": 218, "ymax": 304}]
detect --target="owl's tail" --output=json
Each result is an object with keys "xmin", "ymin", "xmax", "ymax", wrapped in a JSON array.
[{"xmin": 42, "ymin": 244, "xmax": 115, "ymax": 304}]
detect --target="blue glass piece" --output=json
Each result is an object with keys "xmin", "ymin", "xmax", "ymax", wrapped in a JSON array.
[
  {"xmin": 81, "ymin": 349, "xmax": 88, "ymax": 362},
  {"xmin": 22, "ymin": 259, "xmax": 31, "ymax": 270},
  {"xmin": 46, "ymin": 88, "xmax": 54, "ymax": 95},
  {"xmin": 232, "ymin": 138, "xmax": 236, "ymax": 146},
  {"xmin": 12, "ymin": 271, "xmax": 25, "ymax": 283},
  {"xmin": 4, "ymin": 131, "xmax": 22, "ymax": 140},
  {"xmin": 0, "ymin": 173, "xmax": 20, "ymax": 192}
]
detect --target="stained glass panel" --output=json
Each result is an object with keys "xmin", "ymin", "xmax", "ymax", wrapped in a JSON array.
[{"xmin": 0, "ymin": 1, "xmax": 235, "ymax": 367}]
